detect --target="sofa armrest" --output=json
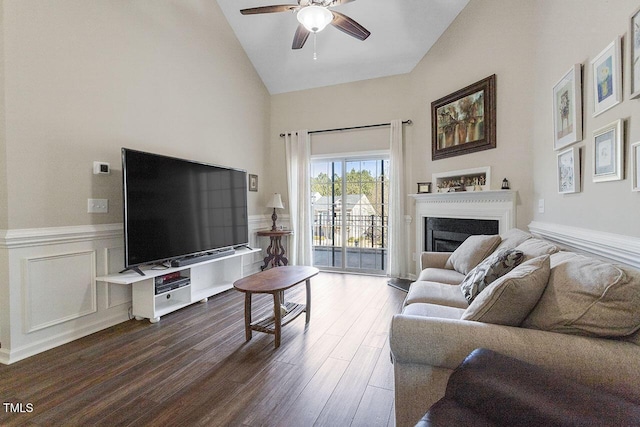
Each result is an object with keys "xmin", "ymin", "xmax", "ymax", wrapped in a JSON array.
[
  {"xmin": 420, "ymin": 252, "xmax": 452, "ymax": 270},
  {"xmin": 389, "ymin": 314, "xmax": 640, "ymax": 402},
  {"xmin": 419, "ymin": 348, "xmax": 640, "ymax": 426}
]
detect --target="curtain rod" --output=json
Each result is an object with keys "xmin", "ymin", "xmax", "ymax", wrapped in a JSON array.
[{"xmin": 279, "ymin": 119, "xmax": 412, "ymax": 138}]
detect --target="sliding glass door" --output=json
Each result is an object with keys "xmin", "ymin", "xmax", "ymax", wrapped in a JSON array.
[{"xmin": 311, "ymin": 157, "xmax": 389, "ymax": 274}]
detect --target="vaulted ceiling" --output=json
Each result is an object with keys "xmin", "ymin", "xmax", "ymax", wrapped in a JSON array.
[{"xmin": 217, "ymin": 0, "xmax": 470, "ymax": 94}]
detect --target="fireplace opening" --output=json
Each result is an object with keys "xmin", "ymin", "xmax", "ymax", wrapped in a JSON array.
[{"xmin": 425, "ymin": 217, "xmax": 499, "ymax": 252}]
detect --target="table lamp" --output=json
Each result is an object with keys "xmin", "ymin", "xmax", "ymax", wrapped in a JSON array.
[{"xmin": 266, "ymin": 193, "xmax": 284, "ymax": 231}]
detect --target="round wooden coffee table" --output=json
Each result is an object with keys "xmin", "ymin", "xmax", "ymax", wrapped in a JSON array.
[{"xmin": 233, "ymin": 266, "xmax": 319, "ymax": 348}]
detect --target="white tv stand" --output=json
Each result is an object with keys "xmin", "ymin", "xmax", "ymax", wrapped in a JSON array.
[{"xmin": 96, "ymin": 247, "xmax": 260, "ymax": 323}]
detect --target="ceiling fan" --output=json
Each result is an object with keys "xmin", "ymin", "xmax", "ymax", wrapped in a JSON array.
[{"xmin": 240, "ymin": 0, "xmax": 370, "ymax": 50}]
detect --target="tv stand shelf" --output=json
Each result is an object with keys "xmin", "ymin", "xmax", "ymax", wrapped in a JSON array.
[{"xmin": 96, "ymin": 247, "xmax": 260, "ymax": 323}]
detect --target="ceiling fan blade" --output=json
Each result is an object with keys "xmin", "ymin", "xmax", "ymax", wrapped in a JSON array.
[
  {"xmin": 331, "ymin": 11, "xmax": 370, "ymax": 41},
  {"xmin": 240, "ymin": 5, "xmax": 298, "ymax": 15},
  {"xmin": 292, "ymin": 24, "xmax": 310, "ymax": 49},
  {"xmin": 329, "ymin": 0, "xmax": 356, "ymax": 5}
]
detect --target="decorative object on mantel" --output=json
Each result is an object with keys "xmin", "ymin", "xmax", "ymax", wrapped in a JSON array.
[
  {"xmin": 431, "ymin": 74, "xmax": 496, "ymax": 160},
  {"xmin": 631, "ymin": 141, "xmax": 640, "ymax": 192},
  {"xmin": 417, "ymin": 182, "xmax": 432, "ymax": 193},
  {"xmin": 433, "ymin": 166, "xmax": 490, "ymax": 193},
  {"xmin": 593, "ymin": 119, "xmax": 624, "ymax": 183},
  {"xmin": 248, "ymin": 174, "xmax": 258, "ymax": 192},
  {"xmin": 266, "ymin": 193, "xmax": 284, "ymax": 231},
  {"xmin": 501, "ymin": 178, "xmax": 510, "ymax": 190},
  {"xmin": 591, "ymin": 37, "xmax": 622, "ymax": 117},
  {"xmin": 553, "ymin": 64, "xmax": 583, "ymax": 150}
]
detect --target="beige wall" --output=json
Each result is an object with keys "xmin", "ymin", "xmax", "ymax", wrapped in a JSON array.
[
  {"xmin": 531, "ymin": 0, "xmax": 640, "ymax": 236},
  {"xmin": 269, "ymin": 0, "xmax": 640, "ymax": 273},
  {"xmin": 2, "ymin": 0, "xmax": 270, "ymax": 229},
  {"xmin": 3, "ymin": 0, "xmax": 638, "ymax": 239},
  {"xmin": 269, "ymin": 1, "xmax": 538, "ymax": 270},
  {"xmin": 269, "ymin": 75, "xmax": 413, "ymax": 209},
  {"xmin": 0, "ymin": 1, "xmax": 7, "ymax": 230}
]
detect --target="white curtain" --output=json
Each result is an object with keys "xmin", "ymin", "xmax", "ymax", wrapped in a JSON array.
[
  {"xmin": 388, "ymin": 119, "xmax": 408, "ymax": 278},
  {"xmin": 284, "ymin": 130, "xmax": 313, "ymax": 266}
]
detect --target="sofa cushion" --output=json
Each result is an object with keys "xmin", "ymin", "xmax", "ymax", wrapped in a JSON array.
[
  {"xmin": 402, "ymin": 302, "xmax": 466, "ymax": 320},
  {"xmin": 461, "ymin": 255, "xmax": 550, "ymax": 326},
  {"xmin": 405, "ymin": 281, "xmax": 469, "ymax": 309},
  {"xmin": 515, "ymin": 238, "xmax": 559, "ymax": 261},
  {"xmin": 494, "ymin": 228, "xmax": 533, "ymax": 252},
  {"xmin": 460, "ymin": 248, "xmax": 525, "ymax": 303},
  {"xmin": 445, "ymin": 235, "xmax": 502, "ymax": 275},
  {"xmin": 417, "ymin": 268, "xmax": 466, "ymax": 285},
  {"xmin": 523, "ymin": 252, "xmax": 640, "ymax": 337}
]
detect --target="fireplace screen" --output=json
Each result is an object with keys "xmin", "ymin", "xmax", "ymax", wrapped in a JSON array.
[{"xmin": 426, "ymin": 217, "xmax": 499, "ymax": 252}]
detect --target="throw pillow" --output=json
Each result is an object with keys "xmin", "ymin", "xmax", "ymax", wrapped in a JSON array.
[
  {"xmin": 522, "ymin": 253, "xmax": 640, "ymax": 337},
  {"xmin": 461, "ymin": 255, "xmax": 551, "ymax": 326},
  {"xmin": 493, "ymin": 228, "xmax": 533, "ymax": 252},
  {"xmin": 445, "ymin": 235, "xmax": 502, "ymax": 275},
  {"xmin": 514, "ymin": 238, "xmax": 559, "ymax": 261},
  {"xmin": 460, "ymin": 248, "xmax": 525, "ymax": 304}
]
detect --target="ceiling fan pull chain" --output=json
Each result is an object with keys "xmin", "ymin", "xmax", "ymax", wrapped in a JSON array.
[{"xmin": 313, "ymin": 32, "xmax": 318, "ymax": 60}]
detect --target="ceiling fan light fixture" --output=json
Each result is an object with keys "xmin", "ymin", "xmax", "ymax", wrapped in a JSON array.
[{"xmin": 297, "ymin": 5, "xmax": 333, "ymax": 33}]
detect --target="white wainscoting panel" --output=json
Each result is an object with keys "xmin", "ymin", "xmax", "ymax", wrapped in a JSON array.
[
  {"xmin": 23, "ymin": 251, "xmax": 97, "ymax": 333},
  {"xmin": 0, "ymin": 216, "xmax": 278, "ymax": 364},
  {"xmin": 528, "ymin": 221, "xmax": 640, "ymax": 270},
  {"xmin": 0, "ymin": 224, "xmax": 127, "ymax": 364}
]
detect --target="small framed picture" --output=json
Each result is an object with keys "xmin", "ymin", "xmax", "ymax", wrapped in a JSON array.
[
  {"xmin": 591, "ymin": 37, "xmax": 622, "ymax": 116},
  {"xmin": 557, "ymin": 146, "xmax": 580, "ymax": 194},
  {"xmin": 248, "ymin": 174, "xmax": 258, "ymax": 192},
  {"xmin": 417, "ymin": 182, "xmax": 432, "ymax": 193},
  {"xmin": 553, "ymin": 64, "xmax": 583, "ymax": 150},
  {"xmin": 593, "ymin": 119, "xmax": 624, "ymax": 183},
  {"xmin": 630, "ymin": 6, "xmax": 640, "ymax": 99},
  {"xmin": 632, "ymin": 141, "xmax": 640, "ymax": 192}
]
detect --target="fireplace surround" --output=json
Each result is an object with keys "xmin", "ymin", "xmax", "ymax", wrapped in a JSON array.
[{"xmin": 411, "ymin": 190, "xmax": 516, "ymax": 272}]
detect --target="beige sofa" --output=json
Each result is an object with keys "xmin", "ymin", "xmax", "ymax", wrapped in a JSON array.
[{"xmin": 389, "ymin": 228, "xmax": 640, "ymax": 427}]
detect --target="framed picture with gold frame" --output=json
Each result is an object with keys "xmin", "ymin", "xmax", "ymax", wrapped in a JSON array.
[{"xmin": 431, "ymin": 75, "xmax": 496, "ymax": 160}]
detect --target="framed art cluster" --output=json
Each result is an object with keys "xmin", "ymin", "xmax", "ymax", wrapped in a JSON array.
[{"xmin": 552, "ymin": 6, "xmax": 640, "ymax": 194}]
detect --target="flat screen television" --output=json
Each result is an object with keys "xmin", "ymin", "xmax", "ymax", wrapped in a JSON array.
[{"xmin": 122, "ymin": 148, "xmax": 249, "ymax": 273}]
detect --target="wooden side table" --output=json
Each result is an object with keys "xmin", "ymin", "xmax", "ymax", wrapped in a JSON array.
[{"xmin": 257, "ymin": 230, "xmax": 293, "ymax": 271}]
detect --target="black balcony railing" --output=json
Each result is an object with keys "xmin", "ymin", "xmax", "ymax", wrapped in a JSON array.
[{"xmin": 312, "ymin": 213, "xmax": 388, "ymax": 249}]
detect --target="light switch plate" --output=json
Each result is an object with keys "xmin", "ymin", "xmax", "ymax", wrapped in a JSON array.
[
  {"xmin": 88, "ymin": 198, "xmax": 108, "ymax": 213},
  {"xmin": 538, "ymin": 199, "xmax": 545, "ymax": 213}
]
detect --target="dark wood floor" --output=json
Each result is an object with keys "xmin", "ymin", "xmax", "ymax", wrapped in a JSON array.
[{"xmin": 0, "ymin": 272, "xmax": 406, "ymax": 426}]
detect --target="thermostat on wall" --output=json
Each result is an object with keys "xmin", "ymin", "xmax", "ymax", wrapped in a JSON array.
[{"xmin": 93, "ymin": 161, "xmax": 110, "ymax": 175}]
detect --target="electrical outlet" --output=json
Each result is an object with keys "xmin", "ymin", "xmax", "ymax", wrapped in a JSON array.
[
  {"xmin": 538, "ymin": 199, "xmax": 545, "ymax": 213},
  {"xmin": 88, "ymin": 198, "xmax": 108, "ymax": 213}
]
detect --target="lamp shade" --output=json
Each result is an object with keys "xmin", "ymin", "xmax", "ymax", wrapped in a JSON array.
[
  {"xmin": 266, "ymin": 193, "xmax": 284, "ymax": 209},
  {"xmin": 297, "ymin": 5, "xmax": 333, "ymax": 33}
]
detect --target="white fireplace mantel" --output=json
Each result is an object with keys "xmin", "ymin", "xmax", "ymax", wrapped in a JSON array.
[{"xmin": 410, "ymin": 190, "xmax": 517, "ymax": 270}]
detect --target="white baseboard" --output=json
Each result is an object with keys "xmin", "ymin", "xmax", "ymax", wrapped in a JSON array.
[
  {"xmin": 0, "ymin": 310, "xmax": 130, "ymax": 365},
  {"xmin": 528, "ymin": 221, "xmax": 640, "ymax": 270}
]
